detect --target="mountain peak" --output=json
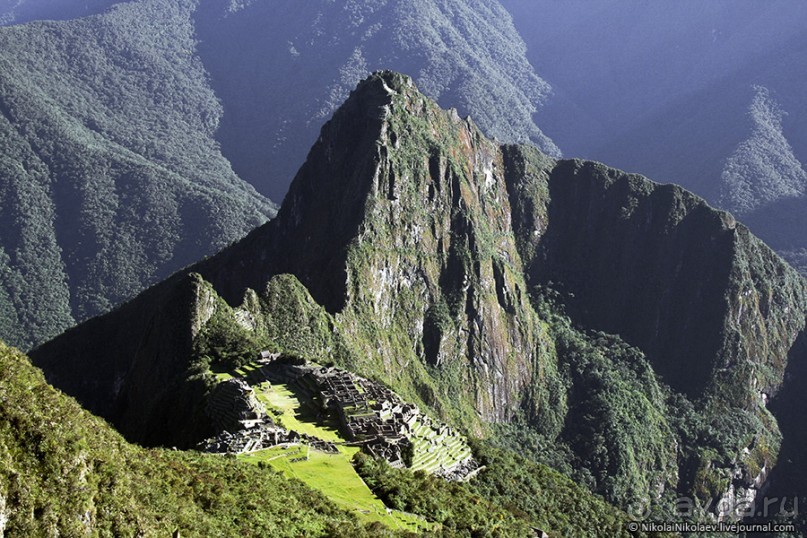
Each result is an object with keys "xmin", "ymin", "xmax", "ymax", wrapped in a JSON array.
[{"xmin": 359, "ymin": 70, "xmax": 416, "ymax": 96}]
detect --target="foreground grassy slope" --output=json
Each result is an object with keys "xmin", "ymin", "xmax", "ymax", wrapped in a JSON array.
[
  {"xmin": 0, "ymin": 341, "xmax": 652, "ymax": 536},
  {"xmin": 0, "ymin": 341, "xmax": 394, "ymax": 537},
  {"xmin": 241, "ymin": 447, "xmax": 429, "ymax": 533}
]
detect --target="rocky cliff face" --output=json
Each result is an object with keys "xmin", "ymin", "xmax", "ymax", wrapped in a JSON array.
[
  {"xmin": 32, "ymin": 72, "xmax": 807, "ymax": 515},
  {"xmin": 508, "ymin": 154, "xmax": 807, "ymax": 404}
]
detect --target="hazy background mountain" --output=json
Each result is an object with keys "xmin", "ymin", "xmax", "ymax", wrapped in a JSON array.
[
  {"xmin": 0, "ymin": 0, "xmax": 277, "ymax": 350},
  {"xmin": 0, "ymin": 0, "xmax": 113, "ymax": 24},
  {"xmin": 0, "ymin": 0, "xmax": 558, "ymax": 349},
  {"xmin": 501, "ymin": 0, "xmax": 807, "ymax": 273}
]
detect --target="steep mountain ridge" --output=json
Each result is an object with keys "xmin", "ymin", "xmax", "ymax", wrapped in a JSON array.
[
  {"xmin": 502, "ymin": 0, "xmax": 807, "ymax": 276},
  {"xmin": 719, "ymin": 86, "xmax": 807, "ymax": 275},
  {"xmin": 513, "ymin": 155, "xmax": 806, "ymax": 404},
  {"xmin": 34, "ymin": 72, "xmax": 560, "ymax": 441},
  {"xmin": 32, "ymin": 72, "xmax": 807, "ymax": 517},
  {"xmin": 0, "ymin": 0, "xmax": 560, "ymax": 351}
]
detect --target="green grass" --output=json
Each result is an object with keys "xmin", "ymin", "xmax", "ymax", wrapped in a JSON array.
[
  {"xmin": 234, "ymin": 363, "xmax": 472, "ymax": 475},
  {"xmin": 0, "ymin": 342, "xmax": 393, "ymax": 537},
  {"xmin": 212, "ymin": 371, "xmax": 233, "ymax": 382},
  {"xmin": 210, "ymin": 359, "xmax": 264, "ymax": 382},
  {"xmin": 211, "ymin": 360, "xmax": 346, "ymax": 441},
  {"xmin": 212, "ymin": 362, "xmax": 474, "ymax": 531},
  {"xmin": 215, "ymin": 368, "xmax": 431, "ymax": 532},
  {"xmin": 239, "ymin": 435, "xmax": 430, "ymax": 532},
  {"xmin": 254, "ymin": 381, "xmax": 345, "ymax": 443},
  {"xmin": 242, "ymin": 448, "xmax": 372, "ymax": 509}
]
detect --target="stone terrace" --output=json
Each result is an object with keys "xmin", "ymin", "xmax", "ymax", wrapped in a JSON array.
[{"xmin": 251, "ymin": 354, "xmax": 480, "ymax": 480}]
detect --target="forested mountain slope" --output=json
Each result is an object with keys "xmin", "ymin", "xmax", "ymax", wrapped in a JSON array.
[
  {"xmin": 0, "ymin": 0, "xmax": 557, "ymax": 350},
  {"xmin": 0, "ymin": 0, "xmax": 276, "ymax": 350},
  {"xmin": 32, "ymin": 72, "xmax": 807, "ymax": 525}
]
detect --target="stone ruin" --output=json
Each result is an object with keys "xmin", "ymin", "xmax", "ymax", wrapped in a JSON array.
[
  {"xmin": 200, "ymin": 419, "xmax": 295, "ymax": 454},
  {"xmin": 263, "ymin": 357, "xmax": 480, "ymax": 480},
  {"xmin": 205, "ymin": 378, "xmax": 262, "ymax": 433},
  {"xmin": 434, "ymin": 458, "xmax": 482, "ymax": 481},
  {"xmin": 200, "ymin": 353, "xmax": 479, "ymax": 480},
  {"xmin": 199, "ymin": 423, "xmax": 338, "ymax": 455},
  {"xmin": 364, "ymin": 436, "xmax": 411, "ymax": 469},
  {"xmin": 200, "ymin": 371, "xmax": 338, "ymax": 456}
]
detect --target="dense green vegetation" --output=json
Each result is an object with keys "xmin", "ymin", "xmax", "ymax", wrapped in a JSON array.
[
  {"xmin": 485, "ymin": 283, "xmax": 802, "ymax": 531},
  {"xmin": 489, "ymin": 290, "xmax": 676, "ymax": 502},
  {"xmin": 0, "ymin": 0, "xmax": 275, "ymax": 350},
  {"xmin": 0, "ymin": 341, "xmax": 404, "ymax": 537},
  {"xmin": 354, "ymin": 452, "xmax": 535, "ymax": 537},
  {"xmin": 354, "ymin": 446, "xmax": 671, "ymax": 537},
  {"xmin": 526, "ymin": 294, "xmax": 678, "ymax": 506},
  {"xmin": 469, "ymin": 444, "xmax": 669, "ymax": 537}
]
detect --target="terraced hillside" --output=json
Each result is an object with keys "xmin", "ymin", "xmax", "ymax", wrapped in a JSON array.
[
  {"xmin": 0, "ymin": 341, "xmax": 401, "ymax": 536},
  {"xmin": 205, "ymin": 359, "xmax": 435, "ymax": 531},
  {"xmin": 205, "ymin": 357, "xmax": 477, "ymax": 480}
]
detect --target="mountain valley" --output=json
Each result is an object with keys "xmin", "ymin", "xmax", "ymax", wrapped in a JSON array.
[
  {"xmin": 0, "ymin": 1, "xmax": 805, "ymax": 535},
  {"xmin": 28, "ymin": 72, "xmax": 807, "ymax": 534},
  {"xmin": 502, "ymin": 0, "xmax": 807, "ymax": 275}
]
